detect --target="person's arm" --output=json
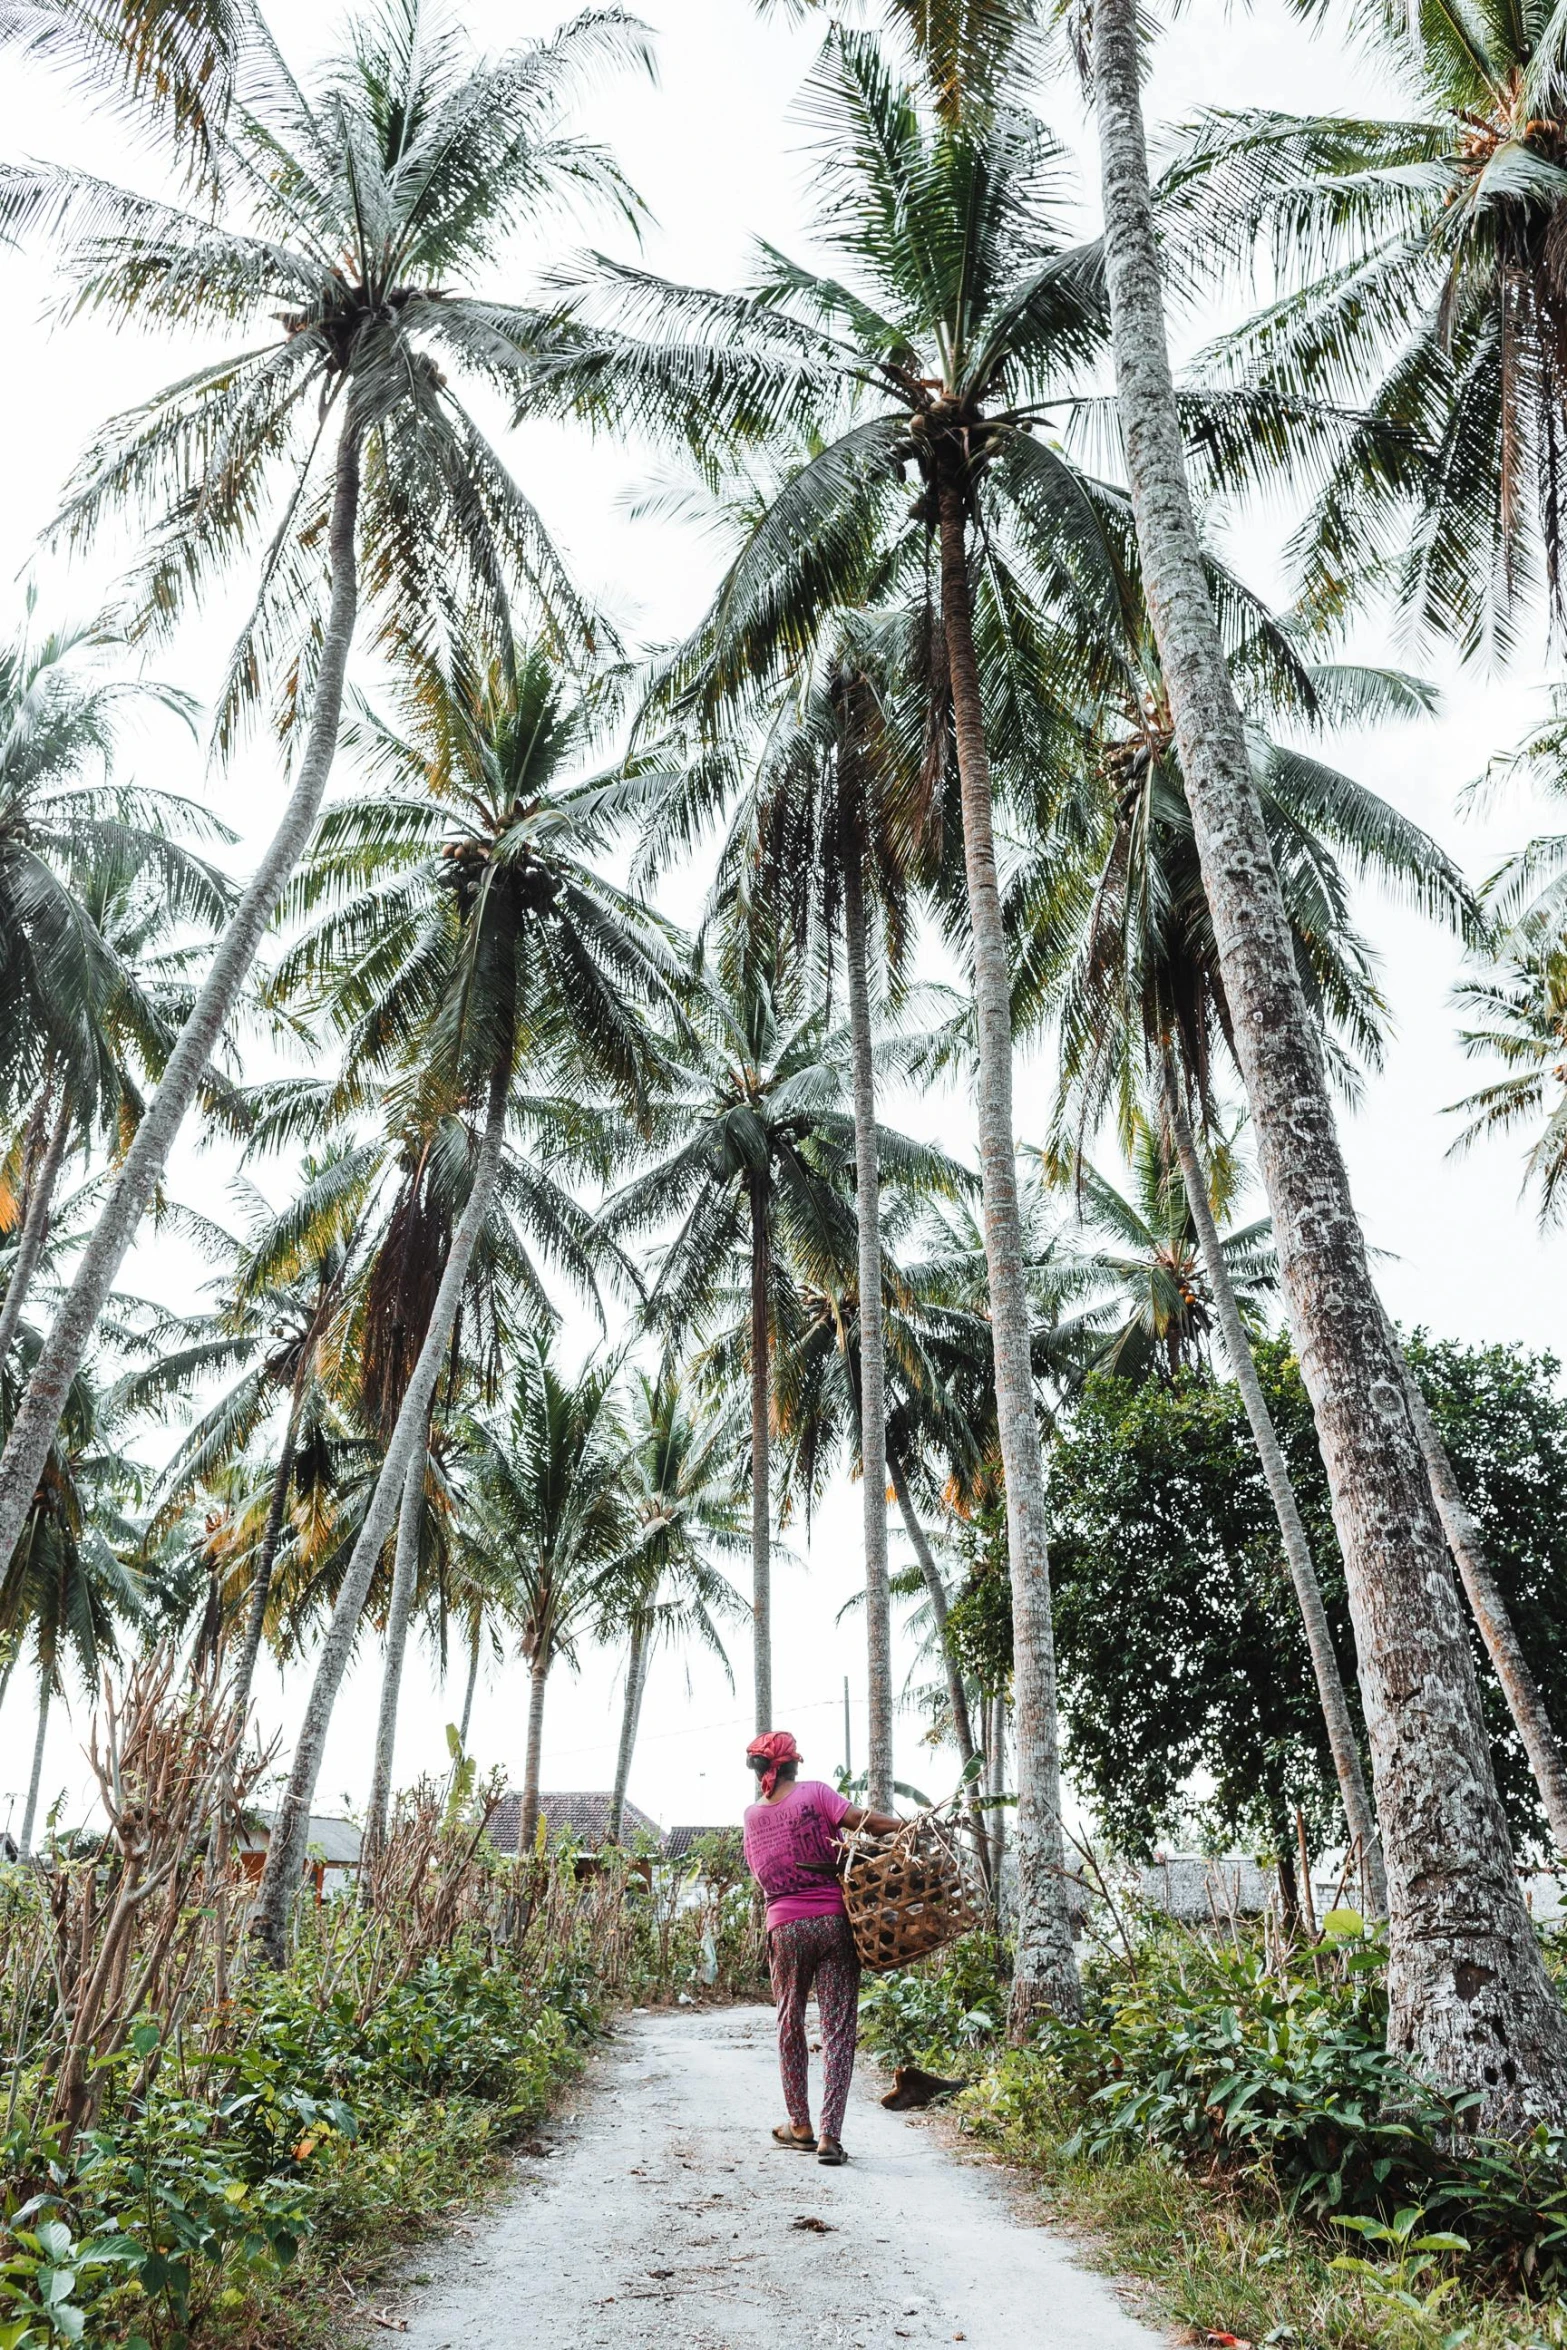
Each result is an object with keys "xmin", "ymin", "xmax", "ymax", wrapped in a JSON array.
[{"xmin": 841, "ymin": 1804, "xmax": 901, "ymax": 1836}]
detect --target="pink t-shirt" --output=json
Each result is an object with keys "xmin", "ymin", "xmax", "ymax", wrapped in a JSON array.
[{"xmin": 743, "ymin": 1779, "xmax": 852, "ymax": 1929}]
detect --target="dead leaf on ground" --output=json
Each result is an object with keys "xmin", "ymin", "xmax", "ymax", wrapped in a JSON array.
[
  {"xmin": 370, "ymin": 2315, "xmax": 407, "ymax": 2334},
  {"xmin": 1206, "ymin": 2333, "xmax": 1254, "ymax": 2347},
  {"xmin": 791, "ymin": 2216, "xmax": 835, "ymax": 2233}
]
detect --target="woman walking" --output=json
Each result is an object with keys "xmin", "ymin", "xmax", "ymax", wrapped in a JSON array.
[{"xmin": 741, "ymin": 1730, "xmax": 901, "ymax": 2166}]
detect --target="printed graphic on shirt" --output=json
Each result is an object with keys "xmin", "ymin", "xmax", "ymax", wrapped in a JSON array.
[{"xmin": 741, "ymin": 1780, "xmax": 851, "ymax": 1911}]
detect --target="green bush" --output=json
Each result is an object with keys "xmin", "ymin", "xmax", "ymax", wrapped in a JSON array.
[
  {"xmin": 858, "ymin": 1934, "xmax": 1010, "ymax": 2069},
  {"xmin": 874, "ymin": 1922, "xmax": 1567, "ymax": 2293},
  {"xmin": 0, "ymin": 1935, "xmax": 599, "ymax": 2348}
]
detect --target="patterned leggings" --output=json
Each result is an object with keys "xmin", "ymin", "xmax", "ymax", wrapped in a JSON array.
[{"xmin": 768, "ymin": 1910, "xmax": 861, "ymax": 2141}]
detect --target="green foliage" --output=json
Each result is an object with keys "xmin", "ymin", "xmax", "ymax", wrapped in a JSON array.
[
  {"xmin": 857, "ymin": 1933, "xmax": 1009, "ymax": 2069},
  {"xmin": 909, "ymin": 1923, "xmax": 1567, "ymax": 2296},
  {"xmin": 0, "ymin": 1930, "xmax": 598, "ymax": 2348},
  {"xmin": 1043, "ymin": 1333, "xmax": 1567, "ymax": 1857},
  {"xmin": 941, "ymin": 1503, "xmax": 1013, "ymax": 1699}
]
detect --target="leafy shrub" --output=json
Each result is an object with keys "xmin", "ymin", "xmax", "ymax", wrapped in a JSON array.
[
  {"xmin": 909, "ymin": 1921, "xmax": 1567, "ymax": 2290},
  {"xmin": 858, "ymin": 1934, "xmax": 1009, "ymax": 2070}
]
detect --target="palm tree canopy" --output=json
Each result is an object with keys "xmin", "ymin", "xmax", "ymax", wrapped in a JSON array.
[
  {"xmin": 0, "ymin": 0, "xmax": 651, "ymax": 749},
  {"xmin": 0, "ymin": 608, "xmax": 231, "ymax": 1125},
  {"xmin": 1161, "ymin": 0, "xmax": 1567, "ymax": 658}
]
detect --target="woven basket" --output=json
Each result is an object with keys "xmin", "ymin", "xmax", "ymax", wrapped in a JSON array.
[{"xmin": 840, "ymin": 1807, "xmax": 984, "ymax": 1975}]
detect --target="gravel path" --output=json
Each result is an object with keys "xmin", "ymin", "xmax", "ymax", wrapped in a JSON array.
[{"xmin": 385, "ymin": 2003, "xmax": 1166, "ymax": 2350}]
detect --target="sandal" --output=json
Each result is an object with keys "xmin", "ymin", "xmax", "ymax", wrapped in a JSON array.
[
  {"xmin": 773, "ymin": 2124, "xmax": 817, "ymax": 2150},
  {"xmin": 816, "ymin": 2135, "xmax": 847, "ymax": 2165}
]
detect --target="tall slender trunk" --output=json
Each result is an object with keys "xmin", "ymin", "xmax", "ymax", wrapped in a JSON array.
[
  {"xmin": 1385, "ymin": 1313, "xmax": 1567, "ymax": 1853},
  {"xmin": 843, "ymin": 851, "xmax": 893, "ymax": 1810},
  {"xmin": 18, "ymin": 1666, "xmax": 50, "ymax": 1858},
  {"xmin": 889, "ymin": 1450, "xmax": 988, "ymax": 1878},
  {"xmin": 986, "ymin": 1692, "xmax": 1007, "ymax": 1925},
  {"xmin": 519, "ymin": 1650, "xmax": 550, "ymax": 1851},
  {"xmin": 749, "ymin": 1176, "xmax": 772, "ymax": 1736},
  {"xmin": 607, "ymin": 1618, "xmax": 649, "ymax": 1843},
  {"xmin": 0, "ymin": 425, "xmax": 364, "ymax": 1586},
  {"xmin": 936, "ymin": 475, "xmax": 1081, "ymax": 2029},
  {"xmin": 230, "ymin": 1360, "xmax": 310, "ymax": 1722},
  {"xmin": 1163, "ymin": 1069, "xmax": 1387, "ymax": 1917},
  {"xmin": 0, "ymin": 1089, "xmax": 71, "ymax": 1376},
  {"xmin": 457, "ymin": 1620, "xmax": 481, "ymax": 1753},
  {"xmin": 250, "ymin": 1059, "xmax": 507, "ymax": 1966},
  {"xmin": 1093, "ymin": 0, "xmax": 1567, "ymax": 2124},
  {"xmin": 361, "ymin": 1442, "xmax": 426, "ymax": 1877}
]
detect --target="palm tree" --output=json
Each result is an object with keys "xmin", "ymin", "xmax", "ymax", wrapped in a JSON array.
[
  {"xmin": 605, "ymin": 1358, "xmax": 745, "ymax": 1841},
  {"xmin": 0, "ymin": 610, "xmax": 229, "ymax": 1371},
  {"xmin": 1062, "ymin": 1120, "xmax": 1275, "ymax": 1384},
  {"xmin": 539, "ymin": 27, "xmax": 1108, "ymax": 2012},
  {"xmin": 603, "ymin": 944, "xmax": 860, "ymax": 1738},
  {"xmin": 642, "ymin": 596, "xmax": 934, "ymax": 1807},
  {"xmin": 0, "ymin": 0, "xmax": 643, "ymax": 1588},
  {"xmin": 459, "ymin": 1336, "xmax": 638, "ymax": 1849},
  {"xmin": 134, "ymin": 1151, "xmax": 370, "ymax": 1716},
  {"xmin": 1090, "ymin": 0, "xmax": 1567, "ymax": 2119},
  {"xmin": 250, "ymin": 640, "xmax": 672, "ymax": 1959},
  {"xmin": 0, "ymin": 1344, "xmax": 144, "ymax": 1854},
  {"xmin": 1160, "ymin": 0, "xmax": 1567, "ymax": 662}
]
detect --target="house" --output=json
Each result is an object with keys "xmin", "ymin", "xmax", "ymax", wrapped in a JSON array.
[
  {"xmin": 662, "ymin": 1825, "xmax": 741, "ymax": 1866},
  {"xmin": 236, "ymin": 1810, "xmax": 363, "ymax": 1899},
  {"xmin": 1136, "ymin": 1853, "xmax": 1275, "ymax": 1921},
  {"xmin": 487, "ymin": 1790, "xmax": 662, "ymax": 1855}
]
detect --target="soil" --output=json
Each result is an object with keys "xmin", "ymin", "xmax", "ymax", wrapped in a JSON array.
[{"xmin": 375, "ymin": 2002, "xmax": 1167, "ymax": 2348}]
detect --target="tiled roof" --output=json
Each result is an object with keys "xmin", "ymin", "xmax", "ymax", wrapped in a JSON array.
[
  {"xmin": 487, "ymin": 1790, "xmax": 662, "ymax": 1853},
  {"xmin": 242, "ymin": 1811, "xmax": 363, "ymax": 1865},
  {"xmin": 662, "ymin": 1824, "xmax": 741, "ymax": 1862}
]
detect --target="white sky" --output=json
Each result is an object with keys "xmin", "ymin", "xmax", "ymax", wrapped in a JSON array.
[{"xmin": 1, "ymin": 0, "xmax": 1562, "ymax": 1844}]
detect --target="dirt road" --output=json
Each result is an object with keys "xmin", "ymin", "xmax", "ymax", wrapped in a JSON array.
[{"xmin": 387, "ymin": 2004, "xmax": 1165, "ymax": 2349}]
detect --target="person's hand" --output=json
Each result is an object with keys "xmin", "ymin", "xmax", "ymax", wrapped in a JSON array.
[{"xmin": 842, "ymin": 1805, "xmax": 902, "ymax": 1836}]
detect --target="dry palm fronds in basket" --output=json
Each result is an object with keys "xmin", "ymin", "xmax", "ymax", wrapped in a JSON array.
[{"xmin": 839, "ymin": 1803, "xmax": 984, "ymax": 1974}]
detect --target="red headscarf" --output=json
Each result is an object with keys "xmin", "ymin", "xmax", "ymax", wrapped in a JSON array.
[{"xmin": 746, "ymin": 1730, "xmax": 800, "ymax": 1798}]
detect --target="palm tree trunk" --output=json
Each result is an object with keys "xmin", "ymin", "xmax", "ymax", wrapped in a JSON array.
[
  {"xmin": 1384, "ymin": 1315, "xmax": 1567, "ymax": 1853},
  {"xmin": 18, "ymin": 1666, "xmax": 50, "ymax": 1858},
  {"xmin": 749, "ymin": 1174, "xmax": 772, "ymax": 1736},
  {"xmin": 0, "ymin": 424, "xmax": 364, "ymax": 1587},
  {"xmin": 361, "ymin": 1443, "xmax": 426, "ymax": 1878},
  {"xmin": 519, "ymin": 1651, "xmax": 550, "ymax": 1851},
  {"xmin": 986, "ymin": 1692, "xmax": 1007, "ymax": 1925},
  {"xmin": 0, "ymin": 1088, "xmax": 71, "ymax": 1376},
  {"xmin": 1093, "ymin": 0, "xmax": 1567, "ymax": 2124},
  {"xmin": 607, "ymin": 1618, "xmax": 649, "ymax": 1843},
  {"xmin": 230, "ymin": 1361, "xmax": 310, "ymax": 1721},
  {"xmin": 1163, "ymin": 1068, "xmax": 1388, "ymax": 1917},
  {"xmin": 843, "ymin": 850, "xmax": 893, "ymax": 1811},
  {"xmin": 889, "ymin": 1450, "xmax": 988, "ymax": 1879},
  {"xmin": 457, "ymin": 1620, "xmax": 481, "ymax": 1753},
  {"xmin": 936, "ymin": 475, "xmax": 1081, "ymax": 2030},
  {"xmin": 250, "ymin": 1059, "xmax": 507, "ymax": 1966}
]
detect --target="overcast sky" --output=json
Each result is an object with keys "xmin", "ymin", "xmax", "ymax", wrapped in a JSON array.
[{"xmin": 1, "ymin": 0, "xmax": 1560, "ymax": 1845}]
